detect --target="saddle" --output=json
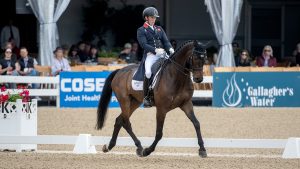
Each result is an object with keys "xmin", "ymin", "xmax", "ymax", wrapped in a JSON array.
[{"xmin": 132, "ymin": 58, "xmax": 167, "ymax": 91}]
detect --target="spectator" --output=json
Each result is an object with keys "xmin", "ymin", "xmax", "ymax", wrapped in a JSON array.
[
  {"xmin": 68, "ymin": 45, "xmax": 81, "ymax": 66},
  {"xmin": 51, "ymin": 47, "xmax": 71, "ymax": 76},
  {"xmin": 1, "ymin": 20, "xmax": 20, "ymax": 49},
  {"xmin": 17, "ymin": 47, "xmax": 38, "ymax": 77},
  {"xmin": 1, "ymin": 41, "xmax": 17, "ymax": 61},
  {"xmin": 256, "ymin": 45, "xmax": 277, "ymax": 67},
  {"xmin": 232, "ymin": 42, "xmax": 241, "ymax": 66},
  {"xmin": 119, "ymin": 43, "xmax": 136, "ymax": 64},
  {"xmin": 17, "ymin": 47, "xmax": 41, "ymax": 99},
  {"xmin": 0, "ymin": 48, "xmax": 18, "ymax": 88},
  {"xmin": 77, "ymin": 41, "xmax": 87, "ymax": 62},
  {"xmin": 84, "ymin": 42, "xmax": 91, "ymax": 57},
  {"xmin": 62, "ymin": 44, "xmax": 69, "ymax": 59},
  {"xmin": 237, "ymin": 49, "xmax": 251, "ymax": 67},
  {"xmin": 131, "ymin": 41, "xmax": 142, "ymax": 62},
  {"xmin": 88, "ymin": 45, "xmax": 99, "ymax": 63},
  {"xmin": 293, "ymin": 43, "xmax": 300, "ymax": 66}
]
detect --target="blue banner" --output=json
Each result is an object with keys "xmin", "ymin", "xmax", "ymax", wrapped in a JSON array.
[
  {"xmin": 60, "ymin": 71, "xmax": 119, "ymax": 108},
  {"xmin": 213, "ymin": 72, "xmax": 300, "ymax": 107}
]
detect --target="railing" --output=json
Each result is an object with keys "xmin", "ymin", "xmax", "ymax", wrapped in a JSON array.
[
  {"xmin": 0, "ymin": 76, "xmax": 60, "ymax": 107},
  {"xmin": 0, "ymin": 135, "xmax": 298, "ymax": 158}
]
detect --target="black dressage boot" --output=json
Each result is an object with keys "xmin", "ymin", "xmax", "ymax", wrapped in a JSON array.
[{"xmin": 143, "ymin": 78, "xmax": 152, "ymax": 108}]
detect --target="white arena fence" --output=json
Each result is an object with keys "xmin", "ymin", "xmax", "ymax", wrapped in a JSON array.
[
  {"xmin": 0, "ymin": 75, "xmax": 213, "ymax": 108},
  {"xmin": 0, "ymin": 134, "xmax": 299, "ymax": 158},
  {"xmin": 0, "ymin": 76, "xmax": 60, "ymax": 107}
]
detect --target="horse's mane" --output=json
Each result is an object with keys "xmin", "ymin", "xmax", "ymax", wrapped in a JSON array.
[{"xmin": 171, "ymin": 40, "xmax": 194, "ymax": 59}]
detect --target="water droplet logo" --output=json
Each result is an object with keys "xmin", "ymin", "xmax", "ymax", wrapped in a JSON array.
[{"xmin": 222, "ymin": 73, "xmax": 242, "ymax": 107}]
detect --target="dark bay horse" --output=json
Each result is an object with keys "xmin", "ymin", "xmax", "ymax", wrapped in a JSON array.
[{"xmin": 96, "ymin": 40, "xmax": 207, "ymax": 157}]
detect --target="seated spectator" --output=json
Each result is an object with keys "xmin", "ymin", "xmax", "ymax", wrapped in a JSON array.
[
  {"xmin": 17, "ymin": 47, "xmax": 38, "ymax": 77},
  {"xmin": 77, "ymin": 41, "xmax": 87, "ymax": 62},
  {"xmin": 0, "ymin": 48, "xmax": 18, "ymax": 88},
  {"xmin": 68, "ymin": 45, "xmax": 81, "ymax": 66},
  {"xmin": 232, "ymin": 42, "xmax": 241, "ymax": 65},
  {"xmin": 62, "ymin": 44, "xmax": 70, "ymax": 59},
  {"xmin": 84, "ymin": 42, "xmax": 91, "ymax": 57},
  {"xmin": 119, "ymin": 43, "xmax": 137, "ymax": 64},
  {"xmin": 88, "ymin": 45, "xmax": 99, "ymax": 63},
  {"xmin": 237, "ymin": 49, "xmax": 251, "ymax": 67},
  {"xmin": 256, "ymin": 45, "xmax": 277, "ymax": 67},
  {"xmin": 1, "ymin": 41, "xmax": 17, "ymax": 61},
  {"xmin": 16, "ymin": 47, "xmax": 40, "ymax": 99},
  {"xmin": 293, "ymin": 43, "xmax": 300, "ymax": 66},
  {"xmin": 51, "ymin": 47, "xmax": 71, "ymax": 76}
]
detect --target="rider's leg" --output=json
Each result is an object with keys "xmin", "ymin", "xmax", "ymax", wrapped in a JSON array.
[{"xmin": 144, "ymin": 54, "xmax": 160, "ymax": 107}]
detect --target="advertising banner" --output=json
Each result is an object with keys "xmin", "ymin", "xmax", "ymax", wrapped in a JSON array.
[
  {"xmin": 60, "ymin": 71, "xmax": 119, "ymax": 108},
  {"xmin": 213, "ymin": 72, "xmax": 300, "ymax": 107}
]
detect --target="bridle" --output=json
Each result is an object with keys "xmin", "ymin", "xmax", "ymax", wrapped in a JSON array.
[{"xmin": 163, "ymin": 47, "xmax": 207, "ymax": 77}]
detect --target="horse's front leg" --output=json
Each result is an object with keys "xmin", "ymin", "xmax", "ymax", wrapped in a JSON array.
[
  {"xmin": 142, "ymin": 109, "xmax": 167, "ymax": 157},
  {"xmin": 180, "ymin": 101, "xmax": 207, "ymax": 158}
]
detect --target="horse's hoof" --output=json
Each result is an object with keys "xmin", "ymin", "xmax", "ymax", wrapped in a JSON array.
[
  {"xmin": 136, "ymin": 147, "xmax": 143, "ymax": 157},
  {"xmin": 102, "ymin": 144, "xmax": 109, "ymax": 153},
  {"xmin": 199, "ymin": 150, "xmax": 207, "ymax": 158},
  {"xmin": 142, "ymin": 148, "xmax": 151, "ymax": 157}
]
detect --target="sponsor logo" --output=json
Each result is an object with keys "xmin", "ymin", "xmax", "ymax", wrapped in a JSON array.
[
  {"xmin": 221, "ymin": 73, "xmax": 295, "ymax": 107},
  {"xmin": 222, "ymin": 74, "xmax": 242, "ymax": 107}
]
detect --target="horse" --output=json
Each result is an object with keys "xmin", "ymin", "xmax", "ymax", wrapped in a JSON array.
[{"xmin": 96, "ymin": 40, "xmax": 207, "ymax": 157}]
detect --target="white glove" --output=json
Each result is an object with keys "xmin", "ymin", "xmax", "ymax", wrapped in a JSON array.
[
  {"xmin": 155, "ymin": 48, "xmax": 165, "ymax": 55},
  {"xmin": 169, "ymin": 48, "xmax": 175, "ymax": 55}
]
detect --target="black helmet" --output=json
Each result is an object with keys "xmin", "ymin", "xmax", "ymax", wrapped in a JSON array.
[{"xmin": 142, "ymin": 7, "xmax": 159, "ymax": 19}]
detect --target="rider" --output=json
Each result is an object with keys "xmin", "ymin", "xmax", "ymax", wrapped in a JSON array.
[{"xmin": 137, "ymin": 7, "xmax": 174, "ymax": 107}]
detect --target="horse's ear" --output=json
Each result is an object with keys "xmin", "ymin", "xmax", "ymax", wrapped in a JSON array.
[{"xmin": 193, "ymin": 40, "xmax": 198, "ymax": 46}]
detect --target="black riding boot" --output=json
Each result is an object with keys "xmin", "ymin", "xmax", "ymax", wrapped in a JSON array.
[{"xmin": 143, "ymin": 78, "xmax": 152, "ymax": 108}]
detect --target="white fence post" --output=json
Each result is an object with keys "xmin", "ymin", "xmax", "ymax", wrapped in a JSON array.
[
  {"xmin": 0, "ymin": 99, "xmax": 37, "ymax": 152},
  {"xmin": 282, "ymin": 137, "xmax": 300, "ymax": 159},
  {"xmin": 73, "ymin": 134, "xmax": 97, "ymax": 154}
]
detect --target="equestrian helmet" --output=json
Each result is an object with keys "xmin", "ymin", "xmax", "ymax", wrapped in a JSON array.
[{"xmin": 143, "ymin": 7, "xmax": 159, "ymax": 19}]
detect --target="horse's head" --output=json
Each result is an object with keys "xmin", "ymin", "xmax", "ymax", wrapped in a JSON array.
[{"xmin": 188, "ymin": 40, "xmax": 208, "ymax": 83}]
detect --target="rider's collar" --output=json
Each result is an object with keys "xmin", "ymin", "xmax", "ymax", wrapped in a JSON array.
[{"xmin": 144, "ymin": 22, "xmax": 155, "ymax": 30}]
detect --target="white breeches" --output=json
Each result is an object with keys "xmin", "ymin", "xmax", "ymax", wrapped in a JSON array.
[{"xmin": 145, "ymin": 53, "xmax": 160, "ymax": 79}]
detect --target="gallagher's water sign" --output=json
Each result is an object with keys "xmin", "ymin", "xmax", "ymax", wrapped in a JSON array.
[
  {"xmin": 60, "ymin": 71, "xmax": 119, "ymax": 108},
  {"xmin": 213, "ymin": 72, "xmax": 300, "ymax": 107}
]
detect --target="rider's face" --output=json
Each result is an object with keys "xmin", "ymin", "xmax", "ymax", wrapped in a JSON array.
[{"xmin": 146, "ymin": 16, "xmax": 156, "ymax": 26}]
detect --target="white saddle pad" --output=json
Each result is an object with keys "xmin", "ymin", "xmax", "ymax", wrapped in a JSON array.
[{"xmin": 131, "ymin": 68, "xmax": 162, "ymax": 91}]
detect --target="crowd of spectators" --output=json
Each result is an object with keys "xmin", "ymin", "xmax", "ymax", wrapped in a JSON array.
[
  {"xmin": 208, "ymin": 42, "xmax": 300, "ymax": 68},
  {"xmin": 0, "ymin": 19, "xmax": 299, "ymax": 94}
]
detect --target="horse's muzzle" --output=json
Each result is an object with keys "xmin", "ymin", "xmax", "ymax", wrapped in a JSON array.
[{"xmin": 193, "ymin": 77, "xmax": 203, "ymax": 83}]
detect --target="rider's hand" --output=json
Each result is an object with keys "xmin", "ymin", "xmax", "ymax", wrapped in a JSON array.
[
  {"xmin": 169, "ymin": 48, "xmax": 174, "ymax": 55},
  {"xmin": 155, "ymin": 48, "xmax": 165, "ymax": 55}
]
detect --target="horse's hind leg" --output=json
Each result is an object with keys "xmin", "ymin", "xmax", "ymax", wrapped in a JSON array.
[
  {"xmin": 102, "ymin": 115, "xmax": 123, "ymax": 152},
  {"xmin": 180, "ymin": 101, "xmax": 207, "ymax": 158},
  {"xmin": 121, "ymin": 98, "xmax": 144, "ymax": 156},
  {"xmin": 103, "ymin": 98, "xmax": 143, "ymax": 156}
]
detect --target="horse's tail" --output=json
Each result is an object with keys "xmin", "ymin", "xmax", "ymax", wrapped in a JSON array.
[{"xmin": 96, "ymin": 69, "xmax": 120, "ymax": 130}]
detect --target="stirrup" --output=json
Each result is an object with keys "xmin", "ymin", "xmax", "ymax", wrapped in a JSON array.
[{"xmin": 143, "ymin": 97, "xmax": 152, "ymax": 108}]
